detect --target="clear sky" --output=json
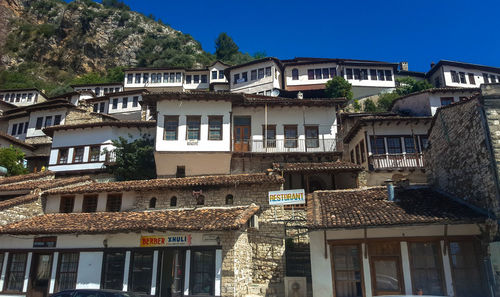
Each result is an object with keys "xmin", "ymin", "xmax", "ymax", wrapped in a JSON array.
[{"xmin": 118, "ymin": 0, "xmax": 499, "ymax": 72}]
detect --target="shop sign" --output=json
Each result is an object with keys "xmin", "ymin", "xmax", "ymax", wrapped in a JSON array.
[
  {"xmin": 140, "ymin": 235, "xmax": 192, "ymax": 247},
  {"xmin": 33, "ymin": 236, "xmax": 57, "ymax": 248},
  {"xmin": 268, "ymin": 189, "xmax": 305, "ymax": 205}
]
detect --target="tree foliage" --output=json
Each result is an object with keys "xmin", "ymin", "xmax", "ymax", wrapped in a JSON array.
[
  {"xmin": 107, "ymin": 134, "xmax": 156, "ymax": 181},
  {"xmin": 101, "ymin": 0, "xmax": 130, "ymax": 10},
  {"xmin": 70, "ymin": 66, "xmax": 124, "ymax": 85},
  {"xmin": 325, "ymin": 77, "xmax": 353, "ymax": 100},
  {"xmin": 395, "ymin": 77, "xmax": 434, "ymax": 96},
  {"xmin": 215, "ymin": 33, "xmax": 239, "ymax": 61},
  {"xmin": 0, "ymin": 146, "xmax": 28, "ymax": 176}
]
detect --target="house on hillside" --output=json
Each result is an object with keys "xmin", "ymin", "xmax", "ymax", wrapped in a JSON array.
[
  {"xmin": 427, "ymin": 60, "xmax": 500, "ymax": 88},
  {"xmin": 0, "ymin": 88, "xmax": 48, "ymax": 107},
  {"xmin": 71, "ymin": 82, "xmax": 123, "ymax": 97},
  {"xmin": 80, "ymin": 89, "xmax": 150, "ymax": 121}
]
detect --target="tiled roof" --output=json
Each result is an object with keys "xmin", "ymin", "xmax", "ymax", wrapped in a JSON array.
[
  {"xmin": 47, "ymin": 173, "xmax": 284, "ymax": 195},
  {"xmin": 273, "ymin": 161, "xmax": 363, "ymax": 172},
  {"xmin": 389, "ymin": 87, "xmax": 480, "ymax": 110},
  {"xmin": 427, "ymin": 60, "xmax": 500, "ymax": 77},
  {"xmin": 0, "ymin": 205, "xmax": 260, "ymax": 234},
  {"xmin": 0, "ymin": 193, "xmax": 40, "ymax": 211},
  {"xmin": 0, "ymin": 176, "xmax": 92, "ymax": 192},
  {"xmin": 43, "ymin": 121, "xmax": 156, "ymax": 137},
  {"xmin": 0, "ymin": 132, "xmax": 36, "ymax": 150},
  {"xmin": 0, "ymin": 171, "xmax": 54, "ymax": 185},
  {"xmin": 307, "ymin": 187, "xmax": 485, "ymax": 229}
]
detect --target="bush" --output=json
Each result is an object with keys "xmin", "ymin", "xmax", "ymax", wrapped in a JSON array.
[
  {"xmin": 0, "ymin": 146, "xmax": 28, "ymax": 176},
  {"xmin": 325, "ymin": 76, "xmax": 353, "ymax": 100}
]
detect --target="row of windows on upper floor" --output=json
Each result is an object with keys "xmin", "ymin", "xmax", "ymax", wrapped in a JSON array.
[
  {"xmin": 164, "ymin": 115, "xmax": 223, "ymax": 141},
  {"xmin": 77, "ymin": 87, "xmax": 121, "ymax": 96},
  {"xmin": 211, "ymin": 70, "xmax": 225, "ymax": 80},
  {"xmin": 10, "ymin": 115, "xmax": 62, "ymax": 136},
  {"xmin": 126, "ymin": 72, "xmax": 213, "ymax": 85},
  {"xmin": 56, "ymin": 145, "xmax": 101, "ymax": 165},
  {"xmin": 345, "ymin": 68, "xmax": 393, "ymax": 81},
  {"xmin": 0, "ymin": 92, "xmax": 37, "ymax": 103},
  {"xmin": 233, "ymin": 67, "xmax": 272, "ymax": 84},
  {"xmin": 92, "ymin": 96, "xmax": 140, "ymax": 113},
  {"xmin": 448, "ymin": 70, "xmax": 500, "ymax": 85}
]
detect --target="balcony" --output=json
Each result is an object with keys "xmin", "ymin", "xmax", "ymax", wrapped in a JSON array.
[
  {"xmin": 104, "ymin": 151, "xmax": 116, "ymax": 165},
  {"xmin": 368, "ymin": 153, "xmax": 425, "ymax": 170},
  {"xmin": 233, "ymin": 137, "xmax": 337, "ymax": 153}
]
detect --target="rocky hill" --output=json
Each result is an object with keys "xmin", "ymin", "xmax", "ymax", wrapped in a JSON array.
[{"xmin": 0, "ymin": 0, "xmax": 216, "ymax": 95}]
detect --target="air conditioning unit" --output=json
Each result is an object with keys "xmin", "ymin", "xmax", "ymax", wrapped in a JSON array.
[{"xmin": 284, "ymin": 277, "xmax": 306, "ymax": 297}]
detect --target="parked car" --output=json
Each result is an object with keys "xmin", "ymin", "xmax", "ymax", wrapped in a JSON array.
[{"xmin": 52, "ymin": 289, "xmax": 148, "ymax": 297}]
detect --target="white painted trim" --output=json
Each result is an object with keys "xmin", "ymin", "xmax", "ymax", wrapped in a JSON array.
[
  {"xmin": 49, "ymin": 252, "xmax": 59, "ymax": 293},
  {"xmin": 400, "ymin": 241, "xmax": 413, "ymax": 295},
  {"xmin": 183, "ymin": 250, "xmax": 191, "ymax": 296},
  {"xmin": 150, "ymin": 250, "xmax": 158, "ymax": 295},
  {"xmin": 215, "ymin": 249, "xmax": 222, "ymax": 296},
  {"xmin": 122, "ymin": 251, "xmax": 131, "ymax": 291},
  {"xmin": 22, "ymin": 252, "xmax": 32, "ymax": 292},
  {"xmin": 362, "ymin": 243, "xmax": 373, "ymax": 297},
  {"xmin": 441, "ymin": 240, "xmax": 454, "ymax": 297},
  {"xmin": 0, "ymin": 252, "xmax": 9, "ymax": 290}
]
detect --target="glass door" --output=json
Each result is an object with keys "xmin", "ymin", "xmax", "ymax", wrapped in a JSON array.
[{"xmin": 28, "ymin": 253, "xmax": 53, "ymax": 297}]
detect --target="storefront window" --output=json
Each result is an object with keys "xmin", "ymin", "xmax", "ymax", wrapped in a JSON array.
[
  {"xmin": 450, "ymin": 241, "xmax": 486, "ymax": 297},
  {"xmin": 5, "ymin": 253, "xmax": 27, "ymax": 292},
  {"xmin": 409, "ymin": 242, "xmax": 444, "ymax": 295},
  {"xmin": 102, "ymin": 252, "xmax": 125, "ymax": 290},
  {"xmin": 369, "ymin": 242, "xmax": 403, "ymax": 295},
  {"xmin": 190, "ymin": 250, "xmax": 215, "ymax": 295},
  {"xmin": 57, "ymin": 252, "xmax": 79, "ymax": 291},
  {"xmin": 332, "ymin": 245, "xmax": 362, "ymax": 297},
  {"xmin": 130, "ymin": 251, "xmax": 153, "ymax": 294}
]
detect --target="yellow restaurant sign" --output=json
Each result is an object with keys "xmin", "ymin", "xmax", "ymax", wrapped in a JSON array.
[
  {"xmin": 140, "ymin": 235, "xmax": 192, "ymax": 247},
  {"xmin": 268, "ymin": 189, "xmax": 305, "ymax": 205}
]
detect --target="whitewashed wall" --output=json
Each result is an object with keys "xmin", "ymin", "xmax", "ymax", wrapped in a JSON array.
[
  {"xmin": 74, "ymin": 85, "xmax": 123, "ymax": 97},
  {"xmin": 45, "ymin": 191, "xmax": 137, "ymax": 213},
  {"xmin": 183, "ymin": 71, "xmax": 210, "ymax": 90},
  {"xmin": 441, "ymin": 65, "xmax": 500, "ymax": 88},
  {"xmin": 26, "ymin": 108, "xmax": 67, "ymax": 138},
  {"xmin": 208, "ymin": 62, "xmax": 229, "ymax": 83},
  {"xmin": 284, "ymin": 62, "xmax": 338, "ymax": 87},
  {"xmin": 0, "ymin": 90, "xmax": 42, "ymax": 106},
  {"xmin": 229, "ymin": 61, "xmax": 281, "ymax": 94},
  {"xmin": 124, "ymin": 70, "xmax": 184, "ymax": 89},
  {"xmin": 6, "ymin": 117, "xmax": 30, "ymax": 140},
  {"xmin": 344, "ymin": 66, "xmax": 396, "ymax": 88}
]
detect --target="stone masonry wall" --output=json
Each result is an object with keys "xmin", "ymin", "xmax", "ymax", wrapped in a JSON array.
[
  {"xmin": 426, "ymin": 97, "xmax": 499, "ymax": 214},
  {"xmin": 0, "ymin": 198, "xmax": 43, "ymax": 225}
]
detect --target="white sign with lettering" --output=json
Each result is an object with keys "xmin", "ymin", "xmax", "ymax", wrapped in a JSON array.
[{"xmin": 268, "ymin": 189, "xmax": 306, "ymax": 205}]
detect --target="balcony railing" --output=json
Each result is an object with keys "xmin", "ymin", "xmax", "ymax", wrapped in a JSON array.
[
  {"xmin": 369, "ymin": 153, "xmax": 425, "ymax": 170},
  {"xmin": 233, "ymin": 137, "xmax": 337, "ymax": 153},
  {"xmin": 104, "ymin": 151, "xmax": 116, "ymax": 164}
]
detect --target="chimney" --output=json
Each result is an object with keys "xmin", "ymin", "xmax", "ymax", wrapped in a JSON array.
[
  {"xmin": 297, "ymin": 91, "xmax": 304, "ymax": 99},
  {"xmin": 430, "ymin": 62, "xmax": 436, "ymax": 69},
  {"xmin": 384, "ymin": 179, "xmax": 394, "ymax": 201},
  {"xmin": 399, "ymin": 62, "xmax": 408, "ymax": 71}
]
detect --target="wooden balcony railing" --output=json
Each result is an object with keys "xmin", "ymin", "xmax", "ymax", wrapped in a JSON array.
[
  {"xmin": 233, "ymin": 137, "xmax": 337, "ymax": 153},
  {"xmin": 368, "ymin": 153, "xmax": 424, "ymax": 170}
]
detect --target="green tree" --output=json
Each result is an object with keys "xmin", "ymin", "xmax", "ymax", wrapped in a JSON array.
[
  {"xmin": 325, "ymin": 76, "xmax": 353, "ymax": 100},
  {"xmin": 107, "ymin": 134, "xmax": 156, "ymax": 181},
  {"xmin": 0, "ymin": 146, "xmax": 28, "ymax": 176},
  {"xmin": 395, "ymin": 77, "xmax": 433, "ymax": 96},
  {"xmin": 215, "ymin": 33, "xmax": 239, "ymax": 61},
  {"xmin": 353, "ymin": 99, "xmax": 361, "ymax": 111},
  {"xmin": 253, "ymin": 51, "xmax": 267, "ymax": 59},
  {"xmin": 376, "ymin": 92, "xmax": 400, "ymax": 111},
  {"xmin": 364, "ymin": 99, "xmax": 378, "ymax": 112}
]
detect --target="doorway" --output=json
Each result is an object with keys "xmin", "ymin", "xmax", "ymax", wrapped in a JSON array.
[
  {"xmin": 233, "ymin": 116, "xmax": 251, "ymax": 152},
  {"xmin": 28, "ymin": 253, "xmax": 53, "ymax": 297},
  {"xmin": 158, "ymin": 249, "xmax": 185, "ymax": 297}
]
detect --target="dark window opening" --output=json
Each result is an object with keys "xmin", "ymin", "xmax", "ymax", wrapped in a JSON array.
[
  {"xmin": 149, "ymin": 197, "xmax": 157, "ymax": 208},
  {"xmin": 225, "ymin": 194, "xmax": 234, "ymax": 205},
  {"xmin": 170, "ymin": 196, "xmax": 177, "ymax": 207},
  {"xmin": 106, "ymin": 194, "xmax": 122, "ymax": 212},
  {"xmin": 176, "ymin": 166, "xmax": 185, "ymax": 178}
]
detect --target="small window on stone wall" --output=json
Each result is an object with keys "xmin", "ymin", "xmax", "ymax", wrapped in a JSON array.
[
  {"xmin": 225, "ymin": 194, "xmax": 233, "ymax": 205},
  {"xmin": 149, "ymin": 197, "xmax": 157, "ymax": 208},
  {"xmin": 196, "ymin": 195, "xmax": 205, "ymax": 206},
  {"xmin": 170, "ymin": 196, "xmax": 177, "ymax": 207}
]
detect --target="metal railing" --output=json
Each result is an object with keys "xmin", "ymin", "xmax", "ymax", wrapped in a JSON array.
[
  {"xmin": 369, "ymin": 153, "xmax": 424, "ymax": 170},
  {"xmin": 233, "ymin": 137, "xmax": 337, "ymax": 153}
]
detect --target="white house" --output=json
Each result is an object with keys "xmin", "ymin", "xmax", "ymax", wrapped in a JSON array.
[
  {"xmin": 208, "ymin": 61, "xmax": 230, "ymax": 92},
  {"xmin": 83, "ymin": 89, "xmax": 149, "ymax": 121},
  {"xmin": 71, "ymin": 82, "xmax": 123, "ymax": 97},
  {"xmin": 427, "ymin": 60, "xmax": 500, "ymax": 88},
  {"xmin": 123, "ymin": 67, "xmax": 188, "ymax": 92},
  {"xmin": 0, "ymin": 88, "xmax": 48, "ymax": 107},
  {"xmin": 225, "ymin": 57, "xmax": 283, "ymax": 96},
  {"xmin": 44, "ymin": 121, "xmax": 155, "ymax": 176}
]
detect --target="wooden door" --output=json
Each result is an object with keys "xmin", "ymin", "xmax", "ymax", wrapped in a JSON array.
[
  {"xmin": 28, "ymin": 253, "xmax": 52, "ymax": 297},
  {"xmin": 234, "ymin": 125, "xmax": 250, "ymax": 152}
]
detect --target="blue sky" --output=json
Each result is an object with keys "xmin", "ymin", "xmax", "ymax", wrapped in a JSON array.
[{"xmin": 117, "ymin": 0, "xmax": 499, "ymax": 72}]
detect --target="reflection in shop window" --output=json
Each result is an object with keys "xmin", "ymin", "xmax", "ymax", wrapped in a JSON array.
[
  {"xmin": 129, "ymin": 251, "xmax": 153, "ymax": 294},
  {"xmin": 102, "ymin": 252, "xmax": 126, "ymax": 290},
  {"xmin": 190, "ymin": 250, "xmax": 215, "ymax": 295},
  {"xmin": 57, "ymin": 252, "xmax": 79, "ymax": 291}
]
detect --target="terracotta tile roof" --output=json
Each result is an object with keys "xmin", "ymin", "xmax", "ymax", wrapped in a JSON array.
[
  {"xmin": 0, "ymin": 132, "xmax": 36, "ymax": 150},
  {"xmin": 0, "ymin": 176, "xmax": 92, "ymax": 192},
  {"xmin": 47, "ymin": 173, "xmax": 283, "ymax": 195},
  {"xmin": 0, "ymin": 171, "xmax": 54, "ymax": 185},
  {"xmin": 273, "ymin": 161, "xmax": 363, "ymax": 172},
  {"xmin": 389, "ymin": 87, "xmax": 480, "ymax": 110},
  {"xmin": 0, "ymin": 205, "xmax": 260, "ymax": 234},
  {"xmin": 0, "ymin": 192, "xmax": 40, "ymax": 211},
  {"xmin": 308, "ymin": 187, "xmax": 485, "ymax": 229},
  {"xmin": 43, "ymin": 121, "xmax": 156, "ymax": 137}
]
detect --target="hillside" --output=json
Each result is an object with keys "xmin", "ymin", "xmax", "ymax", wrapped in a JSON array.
[{"xmin": 0, "ymin": 0, "xmax": 218, "ymax": 95}]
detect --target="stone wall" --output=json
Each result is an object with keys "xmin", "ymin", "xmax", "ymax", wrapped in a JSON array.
[
  {"xmin": 425, "ymin": 96, "xmax": 500, "ymax": 214},
  {"xmin": 220, "ymin": 231, "xmax": 253, "ymax": 297},
  {"xmin": 65, "ymin": 108, "xmax": 110, "ymax": 124},
  {"xmin": 0, "ymin": 197, "xmax": 43, "ymax": 225}
]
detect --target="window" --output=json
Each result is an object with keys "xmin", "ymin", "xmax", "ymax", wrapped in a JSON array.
[
  {"xmin": 450, "ymin": 70, "xmax": 459, "ymax": 83},
  {"xmin": 330, "ymin": 68, "xmax": 337, "ymax": 78},
  {"xmin": 58, "ymin": 148, "xmax": 69, "ymax": 164},
  {"xmin": 59, "ymin": 195, "xmax": 75, "ymax": 213},
  {"xmin": 249, "ymin": 69, "xmax": 257, "ymax": 81},
  {"xmin": 27, "ymin": 93, "xmax": 33, "ymax": 101},
  {"xmin": 176, "ymin": 73, "xmax": 182, "ymax": 83},
  {"xmin": 332, "ymin": 245, "xmax": 362, "ymax": 297},
  {"xmin": 16, "ymin": 94, "xmax": 21, "ymax": 102},
  {"xmin": 323, "ymin": 68, "xmax": 330, "ymax": 79},
  {"xmin": 44, "ymin": 116, "xmax": 52, "ymax": 127},
  {"xmin": 459, "ymin": 72, "xmax": 466, "ymax": 83},
  {"xmin": 350, "ymin": 150, "xmax": 355, "ymax": 163},
  {"xmin": 346, "ymin": 68, "xmax": 353, "ymax": 79},
  {"xmin": 370, "ymin": 242, "xmax": 403, "ymax": 295},
  {"xmin": 112, "ymin": 98, "xmax": 118, "ymax": 109},
  {"xmin": 186, "ymin": 116, "xmax": 201, "ymax": 140},
  {"xmin": 24, "ymin": 122, "xmax": 28, "ymax": 134},
  {"xmin": 102, "ymin": 252, "xmax": 125, "ymax": 290},
  {"xmin": 404, "ymin": 137, "xmax": 417, "ymax": 153},
  {"xmin": 211, "ymin": 71, "xmax": 217, "ymax": 80},
  {"xmin": 0, "ymin": 253, "xmax": 3, "ymax": 278},
  {"xmin": 95, "ymin": 88, "xmax": 100, "ymax": 96},
  {"xmin": 186, "ymin": 75, "xmax": 192, "ymax": 84},
  {"xmin": 54, "ymin": 115, "xmax": 62, "ymax": 126},
  {"xmin": 163, "ymin": 73, "xmax": 169, "ymax": 83},
  {"xmin": 483, "ymin": 73, "xmax": 489, "ymax": 83},
  {"xmin": 82, "ymin": 194, "xmax": 98, "ymax": 213},
  {"xmin": 99, "ymin": 102, "xmax": 105, "ymax": 113},
  {"xmin": 56, "ymin": 253, "xmax": 79, "ymax": 291},
  {"xmin": 370, "ymin": 137, "xmax": 386, "ymax": 154},
  {"xmin": 258, "ymin": 68, "xmax": 264, "ymax": 79},
  {"xmin": 419, "ymin": 136, "xmax": 428, "ymax": 151},
  {"xmin": 164, "ymin": 116, "xmax": 179, "ymax": 140},
  {"xmin": 265, "ymin": 67, "xmax": 271, "ymax": 77},
  {"xmin": 440, "ymin": 97, "xmax": 453, "ymax": 106},
  {"xmin": 409, "ymin": 242, "xmax": 444, "ymax": 295},
  {"xmin": 170, "ymin": 196, "xmax": 177, "ymax": 206},
  {"xmin": 387, "ymin": 137, "xmax": 402, "ymax": 154},
  {"xmin": 135, "ymin": 73, "xmax": 141, "ymax": 84},
  {"xmin": 385, "ymin": 70, "xmax": 393, "ymax": 81},
  {"xmin": 370, "ymin": 69, "xmax": 378, "ymax": 80},
  {"xmin": 315, "ymin": 69, "xmax": 322, "ymax": 80},
  {"xmin": 284, "ymin": 125, "xmax": 298, "ymax": 148},
  {"xmin": 307, "ymin": 69, "xmax": 314, "ymax": 80},
  {"xmin": 5, "ymin": 253, "xmax": 28, "ymax": 292},
  {"xmin": 73, "ymin": 147, "xmax": 84, "ymax": 163},
  {"xmin": 305, "ymin": 126, "xmax": 319, "ymax": 148},
  {"xmin": 360, "ymin": 139, "xmax": 366, "ymax": 163},
  {"xmin": 355, "ymin": 144, "xmax": 361, "ymax": 164},
  {"xmin": 219, "ymin": 70, "xmax": 224, "ymax": 79},
  {"xmin": 193, "ymin": 75, "xmax": 200, "ymax": 83},
  {"xmin": 208, "ymin": 116, "xmax": 223, "ymax": 140},
  {"xmin": 262, "ymin": 125, "xmax": 276, "ymax": 148},
  {"xmin": 21, "ymin": 93, "xmax": 27, "ymax": 102},
  {"xmin": 149, "ymin": 197, "xmax": 156, "ymax": 208},
  {"xmin": 353, "ymin": 69, "xmax": 360, "ymax": 80},
  {"xmin": 201, "ymin": 74, "xmax": 207, "ymax": 83},
  {"xmin": 127, "ymin": 73, "xmax": 133, "ymax": 84},
  {"xmin": 143, "ymin": 73, "xmax": 149, "ymax": 83},
  {"xmin": 3, "ymin": 94, "xmax": 7, "ymax": 101},
  {"xmin": 36, "ymin": 117, "xmax": 43, "ymax": 130},
  {"xmin": 190, "ymin": 250, "xmax": 215, "ymax": 295},
  {"xmin": 377, "ymin": 70, "xmax": 385, "ymax": 81},
  {"xmin": 11, "ymin": 124, "xmax": 17, "ymax": 135},
  {"xmin": 151, "ymin": 73, "xmax": 157, "ymax": 83},
  {"xmin": 122, "ymin": 97, "xmax": 128, "ymax": 109},
  {"xmin": 106, "ymin": 194, "xmax": 122, "ymax": 212},
  {"xmin": 241, "ymin": 72, "xmax": 247, "ymax": 82},
  {"xmin": 104, "ymin": 88, "xmax": 109, "ymax": 94},
  {"xmin": 491, "ymin": 75, "xmax": 497, "ymax": 83},
  {"xmin": 16, "ymin": 122, "xmax": 22, "ymax": 135},
  {"xmin": 291, "ymin": 69, "xmax": 299, "ymax": 80},
  {"xmin": 225, "ymin": 194, "xmax": 233, "ymax": 205},
  {"xmin": 196, "ymin": 194, "xmax": 205, "ymax": 205},
  {"xmin": 450, "ymin": 241, "xmax": 486, "ymax": 297},
  {"xmin": 129, "ymin": 251, "xmax": 153, "ymax": 294},
  {"xmin": 361, "ymin": 69, "xmax": 368, "ymax": 80},
  {"xmin": 170, "ymin": 73, "xmax": 175, "ymax": 83},
  {"xmin": 89, "ymin": 146, "xmax": 100, "ymax": 162},
  {"xmin": 132, "ymin": 96, "xmax": 139, "ymax": 107},
  {"xmin": 176, "ymin": 166, "xmax": 185, "ymax": 178},
  {"xmin": 114, "ymin": 87, "xmax": 120, "ymax": 92}
]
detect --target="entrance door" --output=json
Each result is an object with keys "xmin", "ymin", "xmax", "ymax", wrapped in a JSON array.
[
  {"xmin": 28, "ymin": 253, "xmax": 52, "ymax": 297},
  {"xmin": 159, "ymin": 249, "xmax": 185, "ymax": 297},
  {"xmin": 234, "ymin": 125, "xmax": 250, "ymax": 152}
]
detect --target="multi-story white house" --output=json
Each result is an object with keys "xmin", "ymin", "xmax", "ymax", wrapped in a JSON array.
[
  {"xmin": 208, "ymin": 61, "xmax": 230, "ymax": 92},
  {"xmin": 83, "ymin": 89, "xmax": 149, "ymax": 121},
  {"xmin": 71, "ymin": 82, "xmax": 123, "ymax": 97},
  {"xmin": 0, "ymin": 88, "xmax": 48, "ymax": 107},
  {"xmin": 427, "ymin": 60, "xmax": 500, "ymax": 88},
  {"xmin": 225, "ymin": 57, "xmax": 283, "ymax": 96}
]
